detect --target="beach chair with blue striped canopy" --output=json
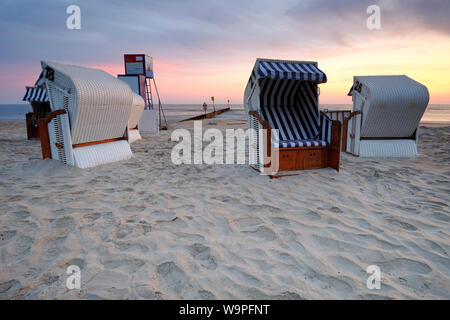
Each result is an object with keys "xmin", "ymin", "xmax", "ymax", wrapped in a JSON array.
[
  {"xmin": 244, "ymin": 58, "xmax": 341, "ymax": 175},
  {"xmin": 22, "ymin": 71, "xmax": 52, "ymax": 139}
]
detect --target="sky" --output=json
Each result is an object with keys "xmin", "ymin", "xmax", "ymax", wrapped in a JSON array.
[{"xmin": 1, "ymin": 0, "xmax": 449, "ymax": 104}]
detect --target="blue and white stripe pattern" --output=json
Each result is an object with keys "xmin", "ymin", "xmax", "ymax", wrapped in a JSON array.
[
  {"xmin": 259, "ymin": 77, "xmax": 333, "ymax": 149},
  {"xmin": 319, "ymin": 112, "xmax": 332, "ymax": 144},
  {"xmin": 272, "ymin": 139, "xmax": 328, "ymax": 148},
  {"xmin": 260, "ymin": 78, "xmax": 320, "ymax": 141},
  {"xmin": 22, "ymin": 87, "xmax": 48, "ymax": 102},
  {"xmin": 249, "ymin": 69, "xmax": 257, "ymax": 90},
  {"xmin": 258, "ymin": 61, "xmax": 327, "ymax": 83},
  {"xmin": 34, "ymin": 71, "xmax": 46, "ymax": 86}
]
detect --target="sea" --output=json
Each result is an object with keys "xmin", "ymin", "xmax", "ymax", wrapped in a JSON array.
[{"xmin": 1, "ymin": 103, "xmax": 449, "ymax": 125}]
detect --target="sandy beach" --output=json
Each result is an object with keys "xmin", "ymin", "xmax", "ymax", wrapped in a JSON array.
[{"xmin": 0, "ymin": 119, "xmax": 449, "ymax": 299}]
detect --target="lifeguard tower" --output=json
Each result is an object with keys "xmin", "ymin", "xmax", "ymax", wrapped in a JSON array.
[{"xmin": 118, "ymin": 54, "xmax": 167, "ymax": 132}]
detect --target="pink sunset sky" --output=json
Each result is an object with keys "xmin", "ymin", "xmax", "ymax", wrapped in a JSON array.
[{"xmin": 1, "ymin": 0, "xmax": 449, "ymax": 104}]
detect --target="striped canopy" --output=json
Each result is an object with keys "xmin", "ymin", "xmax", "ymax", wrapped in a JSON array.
[
  {"xmin": 257, "ymin": 60, "xmax": 327, "ymax": 83},
  {"xmin": 23, "ymin": 87, "xmax": 48, "ymax": 102},
  {"xmin": 260, "ymin": 79, "xmax": 320, "ymax": 140},
  {"xmin": 244, "ymin": 58, "xmax": 332, "ymax": 148},
  {"xmin": 23, "ymin": 71, "xmax": 48, "ymax": 102},
  {"xmin": 34, "ymin": 71, "xmax": 46, "ymax": 86}
]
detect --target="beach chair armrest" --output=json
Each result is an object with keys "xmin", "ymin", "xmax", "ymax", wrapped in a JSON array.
[
  {"xmin": 342, "ymin": 110, "xmax": 361, "ymax": 151},
  {"xmin": 343, "ymin": 110, "xmax": 361, "ymax": 123},
  {"xmin": 330, "ymin": 120, "xmax": 341, "ymax": 150},
  {"xmin": 38, "ymin": 109, "xmax": 67, "ymax": 159},
  {"xmin": 248, "ymin": 111, "xmax": 270, "ymax": 130},
  {"xmin": 329, "ymin": 120, "xmax": 342, "ymax": 171},
  {"xmin": 249, "ymin": 111, "xmax": 272, "ymax": 166}
]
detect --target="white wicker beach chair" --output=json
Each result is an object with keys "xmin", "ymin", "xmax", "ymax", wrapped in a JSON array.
[
  {"xmin": 38, "ymin": 61, "xmax": 134, "ymax": 168},
  {"xmin": 244, "ymin": 58, "xmax": 341, "ymax": 176},
  {"xmin": 128, "ymin": 92, "xmax": 145, "ymax": 143},
  {"xmin": 344, "ymin": 75, "xmax": 429, "ymax": 157}
]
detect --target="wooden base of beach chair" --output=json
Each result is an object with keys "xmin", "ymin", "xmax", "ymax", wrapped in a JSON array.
[
  {"xmin": 263, "ymin": 146, "xmax": 339, "ymax": 175},
  {"xmin": 274, "ymin": 147, "xmax": 330, "ymax": 171},
  {"xmin": 261, "ymin": 123, "xmax": 341, "ymax": 176}
]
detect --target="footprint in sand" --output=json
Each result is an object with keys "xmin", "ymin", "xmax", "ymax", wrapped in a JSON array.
[
  {"xmin": 329, "ymin": 255, "xmax": 365, "ymax": 276},
  {"xmin": 233, "ymin": 217, "xmax": 264, "ymax": 229},
  {"xmin": 83, "ymin": 270, "xmax": 130, "ymax": 299},
  {"xmin": 270, "ymin": 291, "xmax": 303, "ymax": 300},
  {"xmin": 377, "ymin": 258, "xmax": 432, "ymax": 276},
  {"xmin": 113, "ymin": 241, "xmax": 149, "ymax": 253},
  {"xmin": 270, "ymin": 217, "xmax": 290, "ymax": 227},
  {"xmin": 13, "ymin": 209, "xmax": 30, "ymax": 220},
  {"xmin": 314, "ymin": 274, "xmax": 354, "ymax": 295},
  {"xmin": 81, "ymin": 212, "xmax": 101, "ymax": 226},
  {"xmin": 271, "ymin": 251, "xmax": 302, "ymax": 273},
  {"xmin": 11, "ymin": 235, "xmax": 34, "ymax": 260},
  {"xmin": 424, "ymin": 240, "xmax": 448, "ymax": 256},
  {"xmin": 303, "ymin": 210, "xmax": 321, "ymax": 221},
  {"xmin": 227, "ymin": 266, "xmax": 262, "ymax": 287},
  {"xmin": 157, "ymin": 261, "xmax": 189, "ymax": 293},
  {"xmin": 102, "ymin": 258, "xmax": 146, "ymax": 273},
  {"xmin": 135, "ymin": 285, "xmax": 163, "ymax": 299},
  {"xmin": 116, "ymin": 224, "xmax": 133, "ymax": 239},
  {"xmin": 53, "ymin": 216, "xmax": 76, "ymax": 235},
  {"xmin": 0, "ymin": 280, "xmax": 21, "ymax": 299},
  {"xmin": 211, "ymin": 195, "xmax": 235, "ymax": 203},
  {"xmin": 151, "ymin": 209, "xmax": 177, "ymax": 222},
  {"xmin": 173, "ymin": 232, "xmax": 205, "ymax": 242},
  {"xmin": 385, "ymin": 217, "xmax": 418, "ymax": 231},
  {"xmin": 187, "ymin": 243, "xmax": 217, "ymax": 270},
  {"xmin": 65, "ymin": 258, "xmax": 85, "ymax": 270},
  {"xmin": 136, "ymin": 220, "xmax": 152, "ymax": 235},
  {"xmin": 309, "ymin": 235, "xmax": 342, "ymax": 251},
  {"xmin": 8, "ymin": 194, "xmax": 24, "ymax": 202},
  {"xmin": 430, "ymin": 212, "xmax": 450, "ymax": 222},
  {"xmin": 198, "ymin": 289, "xmax": 216, "ymax": 299},
  {"xmin": 0, "ymin": 230, "xmax": 17, "ymax": 246},
  {"xmin": 248, "ymin": 204, "xmax": 281, "ymax": 214},
  {"xmin": 329, "ymin": 206, "xmax": 343, "ymax": 214},
  {"xmin": 119, "ymin": 205, "xmax": 146, "ymax": 213},
  {"xmin": 242, "ymin": 226, "xmax": 277, "ymax": 241}
]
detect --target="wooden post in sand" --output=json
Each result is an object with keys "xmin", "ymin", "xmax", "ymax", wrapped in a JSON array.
[
  {"xmin": 211, "ymin": 96, "xmax": 215, "ymax": 112},
  {"xmin": 203, "ymin": 102, "xmax": 207, "ymax": 117}
]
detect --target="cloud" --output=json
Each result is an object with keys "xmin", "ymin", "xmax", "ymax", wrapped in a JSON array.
[
  {"xmin": 0, "ymin": 0, "xmax": 449, "ymax": 103},
  {"xmin": 286, "ymin": 0, "xmax": 450, "ymax": 37},
  {"xmin": 3, "ymin": 0, "xmax": 447, "ymax": 64}
]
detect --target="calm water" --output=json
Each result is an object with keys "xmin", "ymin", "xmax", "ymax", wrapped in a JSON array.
[
  {"xmin": 1, "ymin": 103, "xmax": 449, "ymax": 124},
  {"xmin": 0, "ymin": 104, "xmax": 32, "ymax": 121}
]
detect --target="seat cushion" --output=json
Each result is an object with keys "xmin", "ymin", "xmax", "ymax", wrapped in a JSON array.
[{"xmin": 273, "ymin": 139, "xmax": 328, "ymax": 148}]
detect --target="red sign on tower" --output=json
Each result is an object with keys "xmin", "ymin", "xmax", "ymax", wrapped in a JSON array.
[{"xmin": 124, "ymin": 54, "xmax": 153, "ymax": 78}]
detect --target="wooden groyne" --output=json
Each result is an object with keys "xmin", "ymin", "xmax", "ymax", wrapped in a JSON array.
[{"xmin": 178, "ymin": 107, "xmax": 230, "ymax": 122}]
